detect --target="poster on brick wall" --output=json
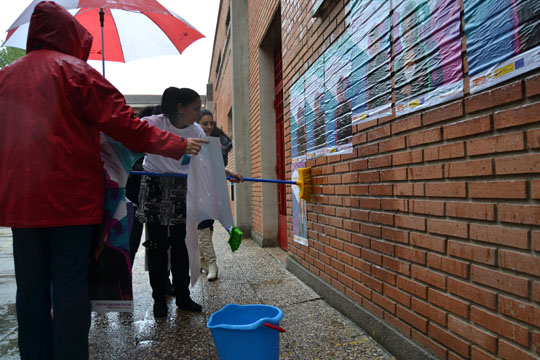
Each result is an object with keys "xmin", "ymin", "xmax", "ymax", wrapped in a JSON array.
[
  {"xmin": 290, "ymin": 76, "xmax": 306, "ymax": 161},
  {"xmin": 392, "ymin": 0, "xmax": 463, "ymax": 115},
  {"xmin": 464, "ymin": 0, "xmax": 540, "ymax": 93},
  {"xmin": 324, "ymin": 35, "xmax": 354, "ymax": 155},
  {"xmin": 304, "ymin": 57, "xmax": 327, "ymax": 159},
  {"xmin": 292, "ymin": 158, "xmax": 308, "ymax": 246},
  {"xmin": 346, "ymin": 0, "xmax": 392, "ymax": 123}
]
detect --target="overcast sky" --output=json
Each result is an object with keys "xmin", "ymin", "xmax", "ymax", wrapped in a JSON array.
[{"xmin": 0, "ymin": 1, "xmax": 220, "ymax": 95}]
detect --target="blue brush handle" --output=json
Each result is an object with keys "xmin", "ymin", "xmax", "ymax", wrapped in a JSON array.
[{"xmin": 130, "ymin": 171, "xmax": 297, "ymax": 185}]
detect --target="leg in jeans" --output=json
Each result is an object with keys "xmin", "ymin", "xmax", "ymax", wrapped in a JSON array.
[
  {"xmin": 12, "ymin": 228, "xmax": 53, "ymax": 360},
  {"xmin": 50, "ymin": 225, "xmax": 93, "ymax": 360}
]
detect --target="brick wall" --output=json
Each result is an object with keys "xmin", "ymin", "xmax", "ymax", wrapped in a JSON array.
[{"xmin": 281, "ymin": 1, "xmax": 540, "ymax": 360}]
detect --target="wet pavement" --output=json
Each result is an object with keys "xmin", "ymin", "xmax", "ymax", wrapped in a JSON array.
[{"xmin": 0, "ymin": 226, "xmax": 395, "ymax": 359}]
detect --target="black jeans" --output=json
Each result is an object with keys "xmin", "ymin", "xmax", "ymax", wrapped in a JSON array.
[
  {"xmin": 145, "ymin": 223, "xmax": 190, "ymax": 302},
  {"xmin": 12, "ymin": 225, "xmax": 94, "ymax": 360}
]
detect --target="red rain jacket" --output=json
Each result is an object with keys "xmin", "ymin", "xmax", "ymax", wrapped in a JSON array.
[{"xmin": 0, "ymin": 2, "xmax": 187, "ymax": 228}]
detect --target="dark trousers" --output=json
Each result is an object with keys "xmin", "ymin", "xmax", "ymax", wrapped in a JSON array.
[
  {"xmin": 145, "ymin": 224, "xmax": 190, "ymax": 302},
  {"xmin": 12, "ymin": 225, "xmax": 94, "ymax": 360}
]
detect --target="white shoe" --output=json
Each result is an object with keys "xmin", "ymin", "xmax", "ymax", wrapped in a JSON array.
[{"xmin": 207, "ymin": 263, "xmax": 218, "ymax": 281}]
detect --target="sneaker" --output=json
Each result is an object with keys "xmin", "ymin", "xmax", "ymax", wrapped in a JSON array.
[
  {"xmin": 176, "ymin": 297, "xmax": 202, "ymax": 312},
  {"xmin": 153, "ymin": 300, "xmax": 168, "ymax": 318}
]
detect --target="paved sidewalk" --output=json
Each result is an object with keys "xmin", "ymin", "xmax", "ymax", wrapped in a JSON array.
[{"xmin": 88, "ymin": 226, "xmax": 395, "ymax": 359}]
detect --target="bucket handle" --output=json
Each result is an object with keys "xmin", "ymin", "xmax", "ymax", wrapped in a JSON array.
[{"xmin": 264, "ymin": 322, "xmax": 286, "ymax": 333}]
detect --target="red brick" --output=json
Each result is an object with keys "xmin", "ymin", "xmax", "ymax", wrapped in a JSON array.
[
  {"xmin": 362, "ymin": 248, "xmax": 382, "ymax": 266},
  {"xmin": 471, "ymin": 346, "xmax": 497, "ymax": 360},
  {"xmin": 429, "ymin": 288, "xmax": 469, "ymax": 319},
  {"xmin": 428, "ymin": 254, "xmax": 469, "ymax": 279},
  {"xmin": 391, "ymin": 114, "xmax": 422, "ymax": 134},
  {"xmin": 370, "ymin": 212, "xmax": 394, "ymax": 227},
  {"xmin": 358, "ymin": 170, "xmax": 380, "ymax": 183},
  {"xmin": 410, "ymin": 232, "xmax": 446, "ymax": 253},
  {"xmin": 426, "ymin": 182, "xmax": 467, "ymax": 197},
  {"xmin": 498, "ymin": 204, "xmax": 540, "ymax": 225},
  {"xmin": 470, "ymin": 223, "xmax": 529, "ymax": 249},
  {"xmin": 368, "ymin": 124, "xmax": 391, "ymax": 141},
  {"xmin": 469, "ymin": 180, "xmax": 527, "ymax": 199},
  {"xmin": 397, "ymin": 275, "xmax": 427, "ymax": 299},
  {"xmin": 465, "ymin": 81, "xmax": 522, "ymax": 114},
  {"xmin": 397, "ymin": 305, "xmax": 427, "ymax": 333},
  {"xmin": 392, "ymin": 149, "xmax": 423, "ymax": 166},
  {"xmin": 359, "ymin": 198, "xmax": 381, "ymax": 210},
  {"xmin": 424, "ymin": 142, "xmax": 465, "ymax": 161},
  {"xmin": 471, "ymin": 306, "xmax": 529, "ymax": 346},
  {"xmin": 380, "ymin": 168, "xmax": 407, "ymax": 181},
  {"xmin": 499, "ymin": 295, "xmax": 540, "ymax": 326},
  {"xmin": 533, "ymin": 231, "xmax": 540, "ymax": 251},
  {"xmin": 444, "ymin": 115, "xmax": 492, "ymax": 140},
  {"xmin": 499, "ymin": 249, "xmax": 540, "ymax": 277},
  {"xmin": 382, "ymin": 227, "xmax": 409, "ymax": 244},
  {"xmin": 350, "ymin": 185, "xmax": 369, "ymax": 195},
  {"xmin": 407, "ymin": 127, "xmax": 442, "ymax": 147},
  {"xmin": 384, "ymin": 312, "xmax": 412, "ymax": 337},
  {"xmin": 412, "ymin": 298, "xmax": 447, "ymax": 326},
  {"xmin": 447, "ymin": 201, "xmax": 495, "ymax": 221},
  {"xmin": 532, "ymin": 180, "xmax": 540, "ymax": 199},
  {"xmin": 372, "ymin": 291, "xmax": 396, "ymax": 314},
  {"xmin": 381, "ymin": 198, "xmax": 408, "ymax": 212},
  {"xmin": 351, "ymin": 159, "xmax": 368, "ymax": 171},
  {"xmin": 396, "ymin": 245, "xmax": 426, "ymax": 265},
  {"xmin": 369, "ymin": 154, "xmax": 392, "ymax": 169},
  {"xmin": 394, "ymin": 183, "xmax": 425, "ymax": 196},
  {"xmin": 383, "ymin": 284, "xmax": 411, "ymax": 307},
  {"xmin": 499, "ymin": 339, "xmax": 537, "ymax": 360},
  {"xmin": 448, "ymin": 278, "xmax": 497, "ymax": 310},
  {"xmin": 427, "ymin": 218, "xmax": 468, "ymax": 238},
  {"xmin": 448, "ymin": 315, "xmax": 497, "ymax": 353},
  {"xmin": 448, "ymin": 240, "xmax": 496, "ymax": 265},
  {"xmin": 423, "ymin": 100, "xmax": 464, "ymax": 125},
  {"xmin": 413, "ymin": 265, "xmax": 446, "ymax": 290},
  {"xmin": 368, "ymin": 184, "xmax": 393, "ymax": 196},
  {"xmin": 496, "ymin": 153, "xmax": 540, "ymax": 175},
  {"xmin": 362, "ymin": 298, "xmax": 384, "ymax": 318},
  {"xmin": 363, "ymin": 274, "xmax": 383, "ymax": 293},
  {"xmin": 412, "ymin": 329, "xmax": 448, "ymax": 360},
  {"xmin": 445, "ymin": 158, "xmax": 493, "ymax": 178},
  {"xmin": 528, "ymin": 128, "xmax": 540, "ymax": 149},
  {"xmin": 408, "ymin": 164, "xmax": 443, "ymax": 180},
  {"xmin": 470, "ymin": 265, "xmax": 529, "ymax": 298},
  {"xmin": 383, "ymin": 256, "xmax": 410, "ymax": 276},
  {"xmin": 409, "ymin": 199, "xmax": 445, "ymax": 216},
  {"xmin": 494, "ymin": 101, "xmax": 540, "ymax": 129},
  {"xmin": 526, "ymin": 73, "xmax": 540, "ymax": 97},
  {"xmin": 370, "ymin": 238, "xmax": 394, "ymax": 255},
  {"xmin": 428, "ymin": 323, "xmax": 470, "ymax": 358},
  {"xmin": 533, "ymin": 331, "xmax": 540, "ymax": 355},
  {"xmin": 378, "ymin": 137, "xmax": 406, "ymax": 154},
  {"xmin": 467, "ymin": 132, "xmax": 525, "ymax": 156},
  {"xmin": 351, "ymin": 209, "xmax": 369, "ymax": 221},
  {"xmin": 395, "ymin": 214, "xmax": 426, "ymax": 231}
]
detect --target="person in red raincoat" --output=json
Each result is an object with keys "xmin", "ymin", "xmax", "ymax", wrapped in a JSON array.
[{"xmin": 0, "ymin": 2, "xmax": 207, "ymax": 359}]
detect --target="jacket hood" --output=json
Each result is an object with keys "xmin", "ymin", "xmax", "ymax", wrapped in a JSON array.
[{"xmin": 26, "ymin": 1, "xmax": 93, "ymax": 61}]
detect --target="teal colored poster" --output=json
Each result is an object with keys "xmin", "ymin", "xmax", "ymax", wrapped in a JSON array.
[
  {"xmin": 324, "ymin": 35, "xmax": 354, "ymax": 155},
  {"xmin": 392, "ymin": 0, "xmax": 463, "ymax": 115},
  {"xmin": 465, "ymin": 0, "xmax": 540, "ymax": 93},
  {"xmin": 304, "ymin": 57, "xmax": 326, "ymax": 159},
  {"xmin": 290, "ymin": 76, "xmax": 306, "ymax": 161},
  {"xmin": 347, "ymin": 0, "xmax": 392, "ymax": 122}
]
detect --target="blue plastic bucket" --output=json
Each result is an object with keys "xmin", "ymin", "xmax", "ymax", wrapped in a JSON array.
[{"xmin": 207, "ymin": 304, "xmax": 284, "ymax": 360}]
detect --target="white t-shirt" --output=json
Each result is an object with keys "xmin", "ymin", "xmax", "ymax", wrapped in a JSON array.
[{"xmin": 141, "ymin": 114, "xmax": 205, "ymax": 174}]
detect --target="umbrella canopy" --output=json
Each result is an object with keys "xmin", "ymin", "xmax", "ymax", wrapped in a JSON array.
[{"xmin": 4, "ymin": 0, "xmax": 204, "ymax": 69}]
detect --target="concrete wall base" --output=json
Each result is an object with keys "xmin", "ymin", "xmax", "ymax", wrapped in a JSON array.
[
  {"xmin": 250, "ymin": 232, "xmax": 278, "ymax": 248},
  {"xmin": 287, "ymin": 256, "xmax": 439, "ymax": 360}
]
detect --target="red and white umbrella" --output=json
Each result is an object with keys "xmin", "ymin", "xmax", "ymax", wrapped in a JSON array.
[{"xmin": 4, "ymin": 0, "xmax": 204, "ymax": 75}]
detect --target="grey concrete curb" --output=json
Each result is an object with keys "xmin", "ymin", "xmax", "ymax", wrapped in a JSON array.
[{"xmin": 286, "ymin": 256, "xmax": 439, "ymax": 360}]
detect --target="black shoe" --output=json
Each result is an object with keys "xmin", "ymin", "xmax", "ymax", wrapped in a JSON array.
[
  {"xmin": 176, "ymin": 297, "xmax": 202, "ymax": 312},
  {"xmin": 153, "ymin": 300, "xmax": 168, "ymax": 318}
]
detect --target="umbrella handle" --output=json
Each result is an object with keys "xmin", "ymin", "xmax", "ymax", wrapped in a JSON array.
[{"xmin": 99, "ymin": 8, "xmax": 106, "ymax": 76}]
